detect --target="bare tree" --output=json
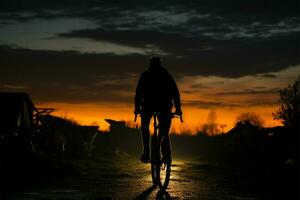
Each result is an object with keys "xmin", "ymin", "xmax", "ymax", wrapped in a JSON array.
[
  {"xmin": 273, "ymin": 76, "xmax": 300, "ymax": 130},
  {"xmin": 203, "ymin": 108, "xmax": 219, "ymax": 135},
  {"xmin": 219, "ymin": 124, "xmax": 227, "ymax": 133},
  {"xmin": 235, "ymin": 112, "xmax": 265, "ymax": 127}
]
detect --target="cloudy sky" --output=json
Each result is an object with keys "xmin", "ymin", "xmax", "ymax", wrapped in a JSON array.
[{"xmin": 0, "ymin": 0, "xmax": 299, "ymax": 132}]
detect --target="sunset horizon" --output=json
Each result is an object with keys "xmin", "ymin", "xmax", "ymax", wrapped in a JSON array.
[
  {"xmin": 36, "ymin": 99, "xmax": 283, "ymax": 134},
  {"xmin": 1, "ymin": 0, "xmax": 299, "ymax": 134},
  {"xmin": 1, "ymin": 1, "xmax": 299, "ymax": 199}
]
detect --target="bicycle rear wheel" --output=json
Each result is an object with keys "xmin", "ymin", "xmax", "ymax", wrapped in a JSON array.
[{"xmin": 151, "ymin": 162, "xmax": 159, "ymax": 186}]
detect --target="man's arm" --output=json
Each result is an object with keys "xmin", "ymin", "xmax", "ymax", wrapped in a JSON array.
[
  {"xmin": 134, "ymin": 73, "xmax": 145, "ymax": 114},
  {"xmin": 169, "ymin": 74, "xmax": 182, "ymax": 115}
]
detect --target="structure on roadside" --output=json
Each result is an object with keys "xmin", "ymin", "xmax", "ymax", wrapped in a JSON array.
[
  {"xmin": 103, "ymin": 119, "xmax": 140, "ymax": 155},
  {"xmin": 0, "ymin": 92, "xmax": 99, "ymax": 161},
  {"xmin": 0, "ymin": 92, "xmax": 38, "ymax": 158}
]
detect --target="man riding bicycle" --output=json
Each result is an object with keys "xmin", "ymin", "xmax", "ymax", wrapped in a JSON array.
[{"xmin": 134, "ymin": 56, "xmax": 182, "ymax": 164}]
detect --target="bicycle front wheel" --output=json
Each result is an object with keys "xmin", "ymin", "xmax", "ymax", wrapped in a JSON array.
[{"xmin": 157, "ymin": 163, "xmax": 171, "ymax": 190}]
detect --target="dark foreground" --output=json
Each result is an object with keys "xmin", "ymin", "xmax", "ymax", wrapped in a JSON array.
[{"xmin": 0, "ymin": 156, "xmax": 298, "ymax": 200}]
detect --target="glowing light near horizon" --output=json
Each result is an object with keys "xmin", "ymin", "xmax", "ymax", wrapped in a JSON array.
[
  {"xmin": 33, "ymin": 65, "xmax": 300, "ymax": 134},
  {"xmin": 36, "ymin": 101, "xmax": 282, "ymax": 135}
]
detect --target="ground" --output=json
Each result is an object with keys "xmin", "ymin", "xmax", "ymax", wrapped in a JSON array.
[{"xmin": 0, "ymin": 157, "xmax": 297, "ymax": 200}]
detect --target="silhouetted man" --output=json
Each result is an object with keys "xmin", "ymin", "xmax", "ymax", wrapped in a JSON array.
[{"xmin": 134, "ymin": 56, "xmax": 182, "ymax": 163}]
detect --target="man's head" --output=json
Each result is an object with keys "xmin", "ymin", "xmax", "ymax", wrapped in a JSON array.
[{"xmin": 148, "ymin": 56, "xmax": 162, "ymax": 69}]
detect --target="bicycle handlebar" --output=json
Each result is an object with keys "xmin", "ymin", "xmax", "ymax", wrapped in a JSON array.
[
  {"xmin": 174, "ymin": 114, "xmax": 184, "ymax": 123},
  {"xmin": 134, "ymin": 114, "xmax": 138, "ymax": 122},
  {"xmin": 134, "ymin": 113, "xmax": 183, "ymax": 123}
]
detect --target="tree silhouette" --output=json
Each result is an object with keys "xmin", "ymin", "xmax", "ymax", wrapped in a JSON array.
[
  {"xmin": 235, "ymin": 112, "xmax": 265, "ymax": 127},
  {"xmin": 273, "ymin": 76, "xmax": 300, "ymax": 130},
  {"xmin": 202, "ymin": 109, "xmax": 219, "ymax": 135}
]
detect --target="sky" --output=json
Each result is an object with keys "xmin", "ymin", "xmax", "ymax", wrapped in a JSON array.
[{"xmin": 0, "ymin": 0, "xmax": 299, "ymax": 133}]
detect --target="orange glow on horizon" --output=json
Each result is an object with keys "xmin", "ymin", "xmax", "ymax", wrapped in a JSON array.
[
  {"xmin": 32, "ymin": 65, "xmax": 298, "ymax": 135},
  {"xmin": 36, "ymin": 102, "xmax": 282, "ymax": 135}
]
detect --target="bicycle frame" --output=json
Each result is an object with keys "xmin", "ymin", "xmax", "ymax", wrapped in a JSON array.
[
  {"xmin": 151, "ymin": 112, "xmax": 161, "ymax": 163},
  {"xmin": 135, "ymin": 112, "xmax": 183, "ymax": 190}
]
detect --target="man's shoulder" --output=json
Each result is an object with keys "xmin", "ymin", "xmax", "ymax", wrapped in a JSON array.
[
  {"xmin": 140, "ymin": 70, "xmax": 149, "ymax": 77},
  {"xmin": 140, "ymin": 67, "xmax": 170, "ymax": 77},
  {"xmin": 161, "ymin": 67, "xmax": 173, "ymax": 78},
  {"xmin": 160, "ymin": 67, "xmax": 168, "ymax": 73},
  {"xmin": 138, "ymin": 70, "xmax": 149, "ymax": 81}
]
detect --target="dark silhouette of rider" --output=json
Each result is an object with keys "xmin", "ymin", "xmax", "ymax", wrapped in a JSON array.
[{"xmin": 134, "ymin": 56, "xmax": 182, "ymax": 163}]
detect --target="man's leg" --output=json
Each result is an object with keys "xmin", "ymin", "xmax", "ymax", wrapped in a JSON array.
[
  {"xmin": 140, "ymin": 112, "xmax": 152, "ymax": 163},
  {"xmin": 158, "ymin": 113, "xmax": 172, "ymax": 163}
]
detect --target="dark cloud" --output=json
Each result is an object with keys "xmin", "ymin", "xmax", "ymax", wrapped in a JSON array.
[
  {"xmin": 56, "ymin": 29, "xmax": 299, "ymax": 77},
  {"xmin": 0, "ymin": 73, "xmax": 136, "ymax": 105},
  {"xmin": 1, "ymin": 0, "xmax": 299, "ymax": 40},
  {"xmin": 182, "ymin": 99, "xmax": 239, "ymax": 109},
  {"xmin": 1, "ymin": 0, "xmax": 298, "ymax": 21},
  {"xmin": 245, "ymin": 100, "xmax": 281, "ymax": 107},
  {"xmin": 254, "ymin": 86, "xmax": 267, "ymax": 89},
  {"xmin": 260, "ymin": 73, "xmax": 277, "ymax": 78},
  {"xmin": 183, "ymin": 98, "xmax": 281, "ymax": 109},
  {"xmin": 0, "ymin": 45, "xmax": 143, "ymax": 104},
  {"xmin": 213, "ymin": 88, "xmax": 280, "ymax": 96},
  {"xmin": 189, "ymin": 84, "xmax": 211, "ymax": 89},
  {"xmin": 0, "ymin": 42, "xmax": 296, "ymax": 105},
  {"xmin": 1, "ymin": 1, "xmax": 299, "ymax": 78},
  {"xmin": 0, "ymin": 0, "xmax": 299, "ymax": 106}
]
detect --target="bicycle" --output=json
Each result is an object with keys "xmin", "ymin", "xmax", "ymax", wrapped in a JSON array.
[{"xmin": 135, "ymin": 112, "xmax": 183, "ymax": 190}]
